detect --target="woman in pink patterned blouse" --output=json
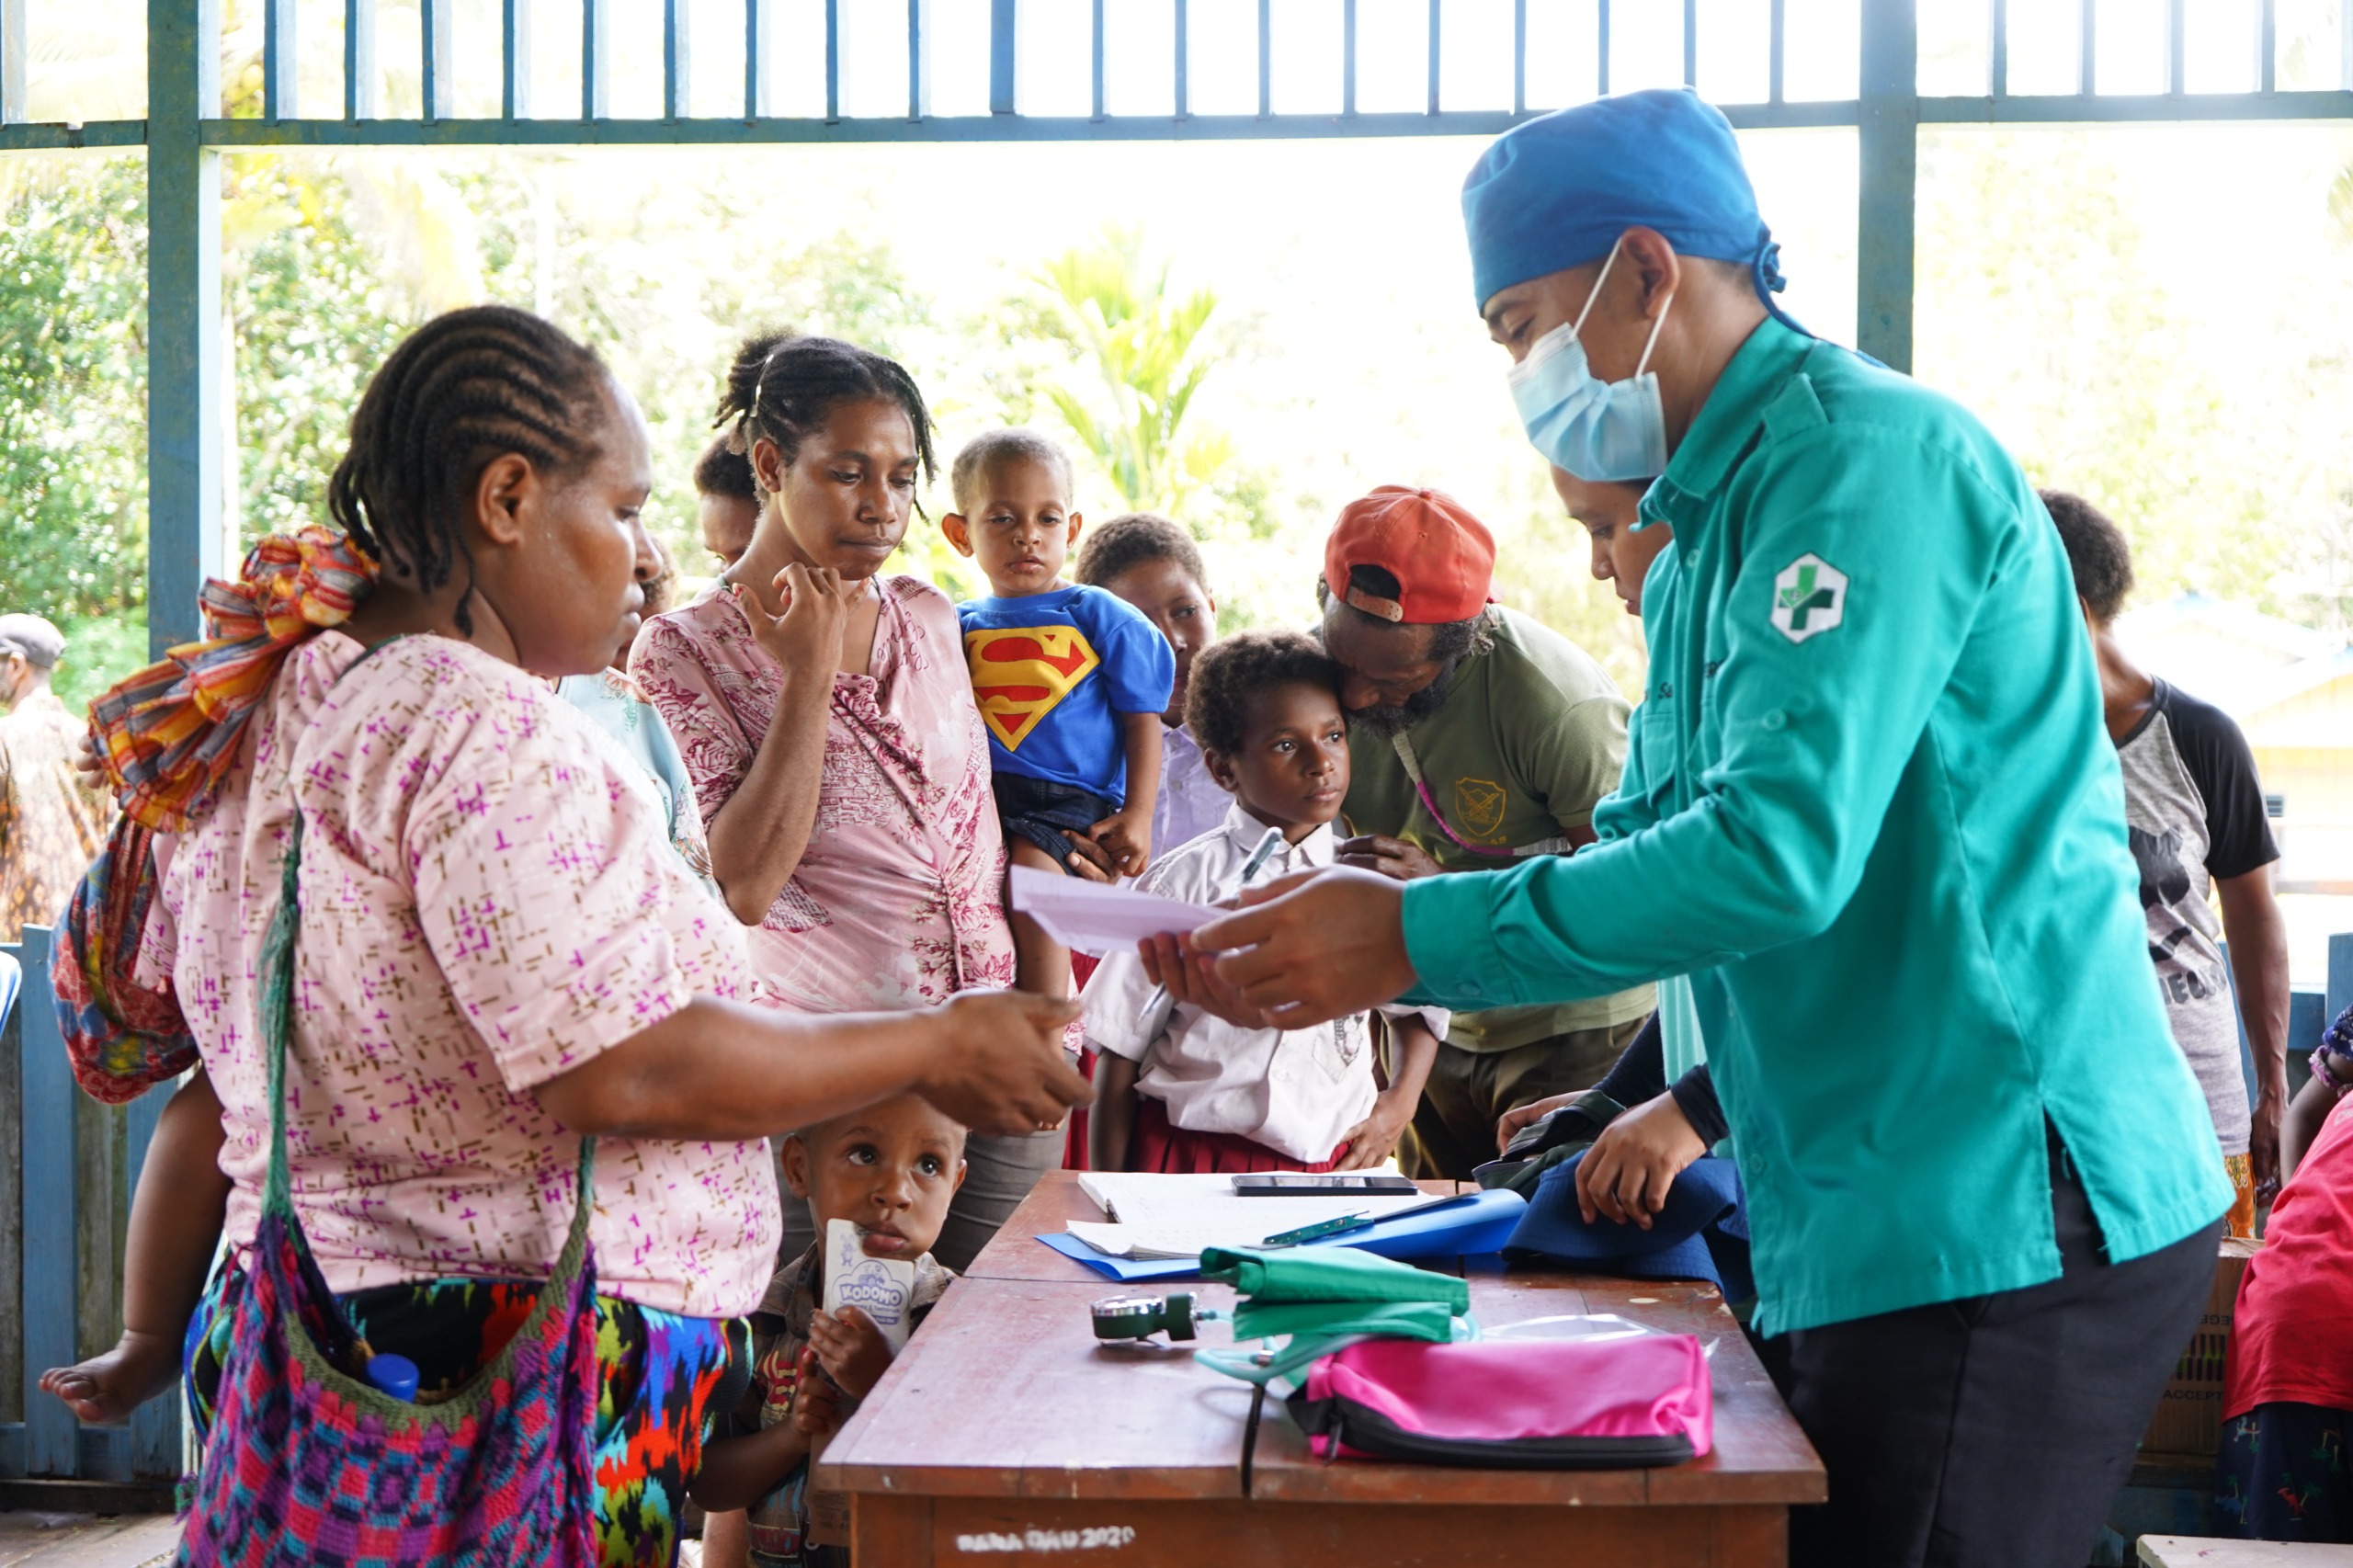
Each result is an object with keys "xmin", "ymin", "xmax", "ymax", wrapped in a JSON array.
[
  {"xmin": 632, "ymin": 335, "xmax": 1068, "ymax": 1272},
  {"xmin": 40, "ymin": 309, "xmax": 1086, "ymax": 1568}
]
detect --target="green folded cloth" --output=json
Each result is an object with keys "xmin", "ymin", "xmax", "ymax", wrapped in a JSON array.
[
  {"xmin": 1194, "ymin": 1247, "xmax": 1472, "ymax": 1385},
  {"xmin": 1197, "ymin": 1245, "xmax": 1471, "ymax": 1311},
  {"xmin": 1224, "ymin": 1297, "xmax": 1460, "ymax": 1346}
]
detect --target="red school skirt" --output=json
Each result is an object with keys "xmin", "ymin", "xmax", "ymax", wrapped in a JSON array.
[
  {"xmin": 1063, "ymin": 953, "xmax": 1101, "ymax": 1169},
  {"xmin": 1129, "ymin": 1095, "xmax": 1350, "ymax": 1175}
]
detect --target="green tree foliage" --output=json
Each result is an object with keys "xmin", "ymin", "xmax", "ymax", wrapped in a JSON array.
[
  {"xmin": 0, "ymin": 156, "xmax": 153, "ymax": 711},
  {"xmin": 1021, "ymin": 230, "xmax": 1231, "ymax": 517},
  {"xmin": 1915, "ymin": 131, "xmax": 2277, "ymax": 610},
  {"xmin": 0, "ymin": 157, "xmax": 149, "ymax": 623},
  {"xmin": 976, "ymin": 229, "xmax": 1302, "ymax": 628},
  {"xmin": 45, "ymin": 132, "xmax": 2353, "ymax": 722},
  {"xmin": 226, "ymin": 155, "xmax": 412, "ymax": 542}
]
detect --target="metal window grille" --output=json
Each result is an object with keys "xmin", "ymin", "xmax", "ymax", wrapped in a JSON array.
[
  {"xmin": 2, "ymin": 0, "xmax": 2351, "ymax": 1486},
  {"xmin": 0, "ymin": 0, "xmax": 2346, "ymax": 653}
]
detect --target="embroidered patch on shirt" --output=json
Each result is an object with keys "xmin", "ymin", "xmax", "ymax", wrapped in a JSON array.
[
  {"xmin": 1771, "ymin": 554, "xmax": 1847, "ymax": 643},
  {"xmin": 1453, "ymin": 777, "xmax": 1508, "ymax": 837},
  {"xmin": 964, "ymin": 625, "xmax": 1101, "ymax": 749}
]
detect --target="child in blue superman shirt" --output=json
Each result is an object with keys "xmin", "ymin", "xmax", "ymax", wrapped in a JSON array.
[{"xmin": 942, "ymin": 428, "xmax": 1174, "ymax": 1006}]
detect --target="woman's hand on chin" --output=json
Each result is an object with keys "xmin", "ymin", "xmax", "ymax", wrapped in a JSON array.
[{"xmin": 735, "ymin": 563, "xmax": 849, "ymax": 672}]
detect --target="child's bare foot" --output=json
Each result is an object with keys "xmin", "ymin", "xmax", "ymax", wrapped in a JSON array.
[{"xmin": 40, "ymin": 1330, "xmax": 181, "ymax": 1424}]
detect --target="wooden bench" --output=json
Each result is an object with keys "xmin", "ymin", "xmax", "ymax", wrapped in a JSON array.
[{"xmin": 816, "ymin": 1170, "xmax": 1825, "ymax": 1565}]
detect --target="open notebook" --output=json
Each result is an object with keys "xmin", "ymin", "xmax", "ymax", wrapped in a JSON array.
[{"xmin": 1069, "ymin": 1171, "xmax": 1449, "ymax": 1260}]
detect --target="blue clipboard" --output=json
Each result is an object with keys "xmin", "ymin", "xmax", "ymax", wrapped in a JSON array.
[{"xmin": 1036, "ymin": 1187, "xmax": 1529, "ymax": 1281}]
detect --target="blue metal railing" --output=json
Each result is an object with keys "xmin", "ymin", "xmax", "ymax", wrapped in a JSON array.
[
  {"xmin": 2, "ymin": 927, "xmax": 182, "ymax": 1486},
  {"xmin": 3, "ymin": 0, "xmax": 2347, "ymax": 147}
]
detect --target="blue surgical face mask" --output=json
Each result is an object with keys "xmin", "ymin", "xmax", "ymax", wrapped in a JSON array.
[{"xmin": 1506, "ymin": 238, "xmax": 1676, "ymax": 483}]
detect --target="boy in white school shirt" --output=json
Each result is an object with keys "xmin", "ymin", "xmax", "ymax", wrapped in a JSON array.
[{"xmin": 1084, "ymin": 631, "xmax": 1447, "ymax": 1172}]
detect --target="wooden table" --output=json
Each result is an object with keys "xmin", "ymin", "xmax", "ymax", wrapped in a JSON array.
[
  {"xmin": 817, "ymin": 1171, "xmax": 1824, "ymax": 1566},
  {"xmin": 2137, "ymin": 1540, "xmax": 2353, "ymax": 1567}
]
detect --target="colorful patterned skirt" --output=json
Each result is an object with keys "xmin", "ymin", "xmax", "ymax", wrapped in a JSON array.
[
  {"xmin": 2216, "ymin": 1400, "xmax": 2353, "ymax": 1540},
  {"xmin": 184, "ymin": 1263, "xmax": 749, "ymax": 1568}
]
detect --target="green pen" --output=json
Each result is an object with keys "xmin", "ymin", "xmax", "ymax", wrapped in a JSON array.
[{"xmin": 1261, "ymin": 1210, "xmax": 1375, "ymax": 1248}]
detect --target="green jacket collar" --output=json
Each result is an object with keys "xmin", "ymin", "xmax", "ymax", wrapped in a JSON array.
[{"xmin": 1641, "ymin": 315, "xmax": 1816, "ymax": 535}]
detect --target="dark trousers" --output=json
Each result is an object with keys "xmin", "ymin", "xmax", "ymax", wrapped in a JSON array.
[{"xmin": 1777, "ymin": 1128, "xmax": 2221, "ymax": 1568}]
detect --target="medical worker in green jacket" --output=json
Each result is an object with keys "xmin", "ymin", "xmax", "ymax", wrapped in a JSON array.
[{"xmin": 1163, "ymin": 89, "xmax": 2230, "ymax": 1567}]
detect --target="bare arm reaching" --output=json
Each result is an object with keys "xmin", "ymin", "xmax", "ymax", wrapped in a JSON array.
[
  {"xmin": 2217, "ymin": 866, "xmax": 2292, "ymax": 1199},
  {"xmin": 40, "ymin": 1068, "xmax": 232, "ymax": 1423},
  {"xmin": 532, "ymin": 989, "xmax": 1091, "ymax": 1142},
  {"xmin": 702, "ymin": 565, "xmax": 852, "ymax": 926}
]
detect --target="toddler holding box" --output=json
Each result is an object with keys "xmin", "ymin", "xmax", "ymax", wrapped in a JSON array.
[{"xmin": 693, "ymin": 1095, "xmax": 966, "ymax": 1567}]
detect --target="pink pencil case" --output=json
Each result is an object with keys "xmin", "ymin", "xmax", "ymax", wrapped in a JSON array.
[{"xmin": 1288, "ymin": 1334, "xmax": 1713, "ymax": 1469}]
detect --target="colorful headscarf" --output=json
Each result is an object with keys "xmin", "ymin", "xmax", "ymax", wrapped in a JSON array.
[
  {"xmin": 54, "ymin": 812, "xmax": 199, "ymax": 1103},
  {"xmin": 90, "ymin": 527, "xmax": 377, "ymax": 834},
  {"xmin": 57, "ymin": 527, "xmax": 376, "ymax": 1104}
]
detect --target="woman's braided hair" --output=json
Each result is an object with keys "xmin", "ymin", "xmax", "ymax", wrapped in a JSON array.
[
  {"xmin": 714, "ymin": 332, "xmax": 938, "ymax": 501},
  {"xmin": 327, "ymin": 305, "xmax": 612, "ymax": 636}
]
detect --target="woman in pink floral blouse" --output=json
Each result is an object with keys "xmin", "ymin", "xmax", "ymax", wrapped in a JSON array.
[
  {"xmin": 633, "ymin": 335, "xmax": 1066, "ymax": 1272},
  {"xmin": 40, "ymin": 308, "xmax": 1085, "ymax": 1568}
]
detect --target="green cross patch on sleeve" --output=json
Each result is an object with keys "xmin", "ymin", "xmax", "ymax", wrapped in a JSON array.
[{"xmin": 1770, "ymin": 553, "xmax": 1847, "ymax": 643}]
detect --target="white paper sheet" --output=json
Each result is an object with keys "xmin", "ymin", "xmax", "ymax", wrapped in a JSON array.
[
  {"xmin": 1066, "ymin": 1172, "xmax": 1441, "ymax": 1259},
  {"xmin": 1007, "ymin": 866, "xmax": 1224, "ymax": 957}
]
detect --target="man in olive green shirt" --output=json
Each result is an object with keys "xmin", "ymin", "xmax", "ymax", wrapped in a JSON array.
[
  {"xmin": 1169, "ymin": 91, "xmax": 2227, "ymax": 1568},
  {"xmin": 1317, "ymin": 486, "xmax": 1653, "ymax": 1178}
]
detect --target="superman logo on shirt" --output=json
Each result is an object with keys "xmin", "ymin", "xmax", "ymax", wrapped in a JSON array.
[{"xmin": 964, "ymin": 625, "xmax": 1101, "ymax": 750}]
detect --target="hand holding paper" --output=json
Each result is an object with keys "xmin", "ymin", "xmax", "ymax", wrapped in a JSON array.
[
  {"xmin": 1176, "ymin": 865, "xmax": 1417, "ymax": 1028},
  {"xmin": 1007, "ymin": 866, "xmax": 1223, "ymax": 957}
]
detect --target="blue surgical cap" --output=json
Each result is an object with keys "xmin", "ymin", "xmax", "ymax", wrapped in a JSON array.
[{"xmin": 1462, "ymin": 88, "xmax": 1790, "ymax": 323}]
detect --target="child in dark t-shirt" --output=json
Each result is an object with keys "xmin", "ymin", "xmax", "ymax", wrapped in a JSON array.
[
  {"xmin": 2046, "ymin": 489, "xmax": 2289, "ymax": 1235},
  {"xmin": 942, "ymin": 429, "xmax": 1175, "ymax": 1005}
]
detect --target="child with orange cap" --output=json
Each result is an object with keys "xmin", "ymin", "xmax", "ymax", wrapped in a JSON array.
[{"xmin": 1315, "ymin": 484, "xmax": 1650, "ymax": 1181}]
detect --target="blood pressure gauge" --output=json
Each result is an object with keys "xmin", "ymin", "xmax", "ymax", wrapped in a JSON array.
[{"xmin": 1090, "ymin": 1291, "xmax": 1220, "ymax": 1343}]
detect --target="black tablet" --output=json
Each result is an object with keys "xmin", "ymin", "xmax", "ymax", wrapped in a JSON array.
[{"xmin": 1230, "ymin": 1173, "xmax": 1420, "ymax": 1197}]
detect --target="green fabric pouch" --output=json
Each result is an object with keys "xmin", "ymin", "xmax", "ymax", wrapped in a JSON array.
[
  {"xmin": 1198, "ymin": 1246, "xmax": 1472, "ymax": 1311},
  {"xmin": 1194, "ymin": 1247, "xmax": 1473, "ymax": 1388}
]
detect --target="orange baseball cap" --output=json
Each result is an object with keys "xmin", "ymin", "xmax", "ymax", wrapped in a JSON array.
[{"xmin": 1323, "ymin": 486, "xmax": 1497, "ymax": 625}]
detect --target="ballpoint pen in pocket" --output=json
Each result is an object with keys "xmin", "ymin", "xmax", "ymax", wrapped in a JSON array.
[{"xmin": 1139, "ymin": 824, "xmax": 1287, "ymax": 1024}]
